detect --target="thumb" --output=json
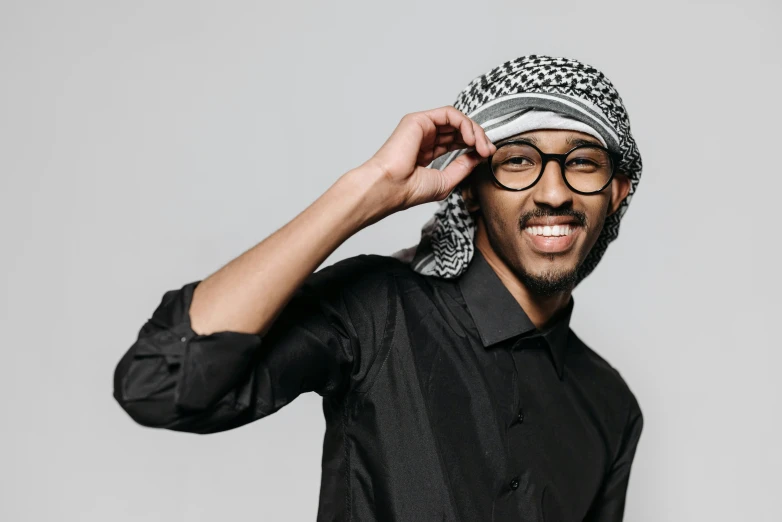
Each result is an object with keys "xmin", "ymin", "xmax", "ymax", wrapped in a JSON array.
[{"xmin": 440, "ymin": 150, "xmax": 482, "ymax": 191}]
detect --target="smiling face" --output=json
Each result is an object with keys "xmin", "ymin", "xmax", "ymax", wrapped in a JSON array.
[{"xmin": 461, "ymin": 129, "xmax": 631, "ymax": 297}]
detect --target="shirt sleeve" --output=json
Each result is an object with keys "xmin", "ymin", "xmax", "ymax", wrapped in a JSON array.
[
  {"xmin": 583, "ymin": 394, "xmax": 644, "ymax": 521},
  {"xmin": 113, "ymin": 254, "xmax": 392, "ymax": 434}
]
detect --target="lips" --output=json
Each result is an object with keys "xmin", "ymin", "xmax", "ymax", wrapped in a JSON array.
[
  {"xmin": 523, "ymin": 216, "xmax": 582, "ymax": 227},
  {"xmin": 524, "ymin": 224, "xmax": 574, "ymax": 238},
  {"xmin": 519, "ymin": 211, "xmax": 585, "ymax": 254},
  {"xmin": 522, "ymin": 222, "xmax": 580, "ymax": 253}
]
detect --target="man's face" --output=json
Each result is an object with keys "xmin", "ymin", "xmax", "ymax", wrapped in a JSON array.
[{"xmin": 462, "ymin": 129, "xmax": 631, "ymax": 296}]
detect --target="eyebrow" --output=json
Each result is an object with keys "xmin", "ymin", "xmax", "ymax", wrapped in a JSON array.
[
  {"xmin": 497, "ymin": 136, "xmax": 537, "ymax": 146},
  {"xmin": 496, "ymin": 135, "xmax": 602, "ymax": 147},
  {"xmin": 566, "ymin": 136, "xmax": 602, "ymax": 147}
]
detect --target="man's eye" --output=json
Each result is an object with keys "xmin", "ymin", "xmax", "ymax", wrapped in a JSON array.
[
  {"xmin": 568, "ymin": 159, "xmax": 598, "ymax": 167},
  {"xmin": 506, "ymin": 156, "xmax": 534, "ymax": 165}
]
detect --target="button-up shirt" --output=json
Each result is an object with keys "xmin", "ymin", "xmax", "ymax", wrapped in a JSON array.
[{"xmin": 114, "ymin": 247, "xmax": 643, "ymax": 521}]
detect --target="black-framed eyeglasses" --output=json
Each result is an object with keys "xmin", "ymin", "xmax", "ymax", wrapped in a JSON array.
[{"xmin": 488, "ymin": 140, "xmax": 622, "ymax": 195}]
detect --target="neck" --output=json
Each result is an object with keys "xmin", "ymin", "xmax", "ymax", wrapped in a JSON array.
[{"xmin": 474, "ymin": 223, "xmax": 572, "ymax": 330}]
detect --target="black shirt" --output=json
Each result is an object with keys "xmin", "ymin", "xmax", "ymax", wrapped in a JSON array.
[{"xmin": 114, "ymin": 247, "xmax": 643, "ymax": 521}]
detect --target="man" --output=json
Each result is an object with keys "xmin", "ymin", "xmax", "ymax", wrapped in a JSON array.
[{"xmin": 114, "ymin": 54, "xmax": 644, "ymax": 521}]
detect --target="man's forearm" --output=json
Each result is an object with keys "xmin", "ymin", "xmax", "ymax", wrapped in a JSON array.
[{"xmin": 188, "ymin": 164, "xmax": 391, "ymax": 336}]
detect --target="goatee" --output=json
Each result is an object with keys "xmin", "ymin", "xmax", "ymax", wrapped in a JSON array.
[{"xmin": 517, "ymin": 264, "xmax": 579, "ymax": 297}]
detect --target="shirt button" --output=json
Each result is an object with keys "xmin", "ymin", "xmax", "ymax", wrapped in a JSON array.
[
  {"xmin": 509, "ymin": 477, "xmax": 520, "ymax": 490},
  {"xmin": 517, "ymin": 409, "xmax": 525, "ymax": 423}
]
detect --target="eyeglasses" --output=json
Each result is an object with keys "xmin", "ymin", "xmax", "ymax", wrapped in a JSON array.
[{"xmin": 488, "ymin": 140, "xmax": 622, "ymax": 195}]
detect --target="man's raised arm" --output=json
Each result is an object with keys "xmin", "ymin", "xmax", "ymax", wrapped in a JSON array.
[{"xmin": 113, "ymin": 107, "xmax": 496, "ymax": 433}]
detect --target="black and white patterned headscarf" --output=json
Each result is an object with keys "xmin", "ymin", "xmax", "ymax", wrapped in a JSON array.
[{"xmin": 392, "ymin": 54, "xmax": 643, "ymax": 286}]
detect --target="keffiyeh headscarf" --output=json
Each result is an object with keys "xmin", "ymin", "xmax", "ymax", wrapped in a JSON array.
[{"xmin": 391, "ymin": 55, "xmax": 643, "ymax": 286}]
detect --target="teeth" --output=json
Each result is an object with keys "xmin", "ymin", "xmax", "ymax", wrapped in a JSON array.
[{"xmin": 524, "ymin": 224, "xmax": 574, "ymax": 237}]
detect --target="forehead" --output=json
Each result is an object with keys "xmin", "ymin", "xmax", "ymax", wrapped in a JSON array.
[{"xmin": 495, "ymin": 129, "xmax": 602, "ymax": 147}]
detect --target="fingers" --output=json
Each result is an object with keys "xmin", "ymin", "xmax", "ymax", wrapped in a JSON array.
[
  {"xmin": 421, "ymin": 106, "xmax": 495, "ymax": 158},
  {"xmin": 418, "ymin": 134, "xmax": 493, "ymax": 168},
  {"xmin": 417, "ymin": 138, "xmax": 484, "ymax": 167},
  {"xmin": 440, "ymin": 150, "xmax": 484, "ymax": 190},
  {"xmin": 416, "ymin": 144, "xmax": 458, "ymax": 166},
  {"xmin": 424, "ymin": 106, "xmax": 475, "ymax": 144},
  {"xmin": 426, "ymin": 106, "xmax": 475, "ymax": 145},
  {"xmin": 472, "ymin": 120, "xmax": 496, "ymax": 157},
  {"xmin": 433, "ymin": 132, "xmax": 465, "ymax": 147}
]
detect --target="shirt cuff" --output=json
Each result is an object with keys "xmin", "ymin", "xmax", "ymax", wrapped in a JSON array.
[{"xmin": 115, "ymin": 280, "xmax": 263, "ymax": 423}]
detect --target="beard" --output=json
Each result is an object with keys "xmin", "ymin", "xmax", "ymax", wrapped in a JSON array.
[
  {"xmin": 480, "ymin": 206, "xmax": 590, "ymax": 297},
  {"xmin": 483, "ymin": 222, "xmax": 582, "ymax": 297},
  {"xmin": 516, "ymin": 262, "xmax": 579, "ymax": 297}
]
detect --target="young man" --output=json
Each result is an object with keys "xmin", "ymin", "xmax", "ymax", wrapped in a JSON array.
[{"xmin": 114, "ymin": 55, "xmax": 644, "ymax": 521}]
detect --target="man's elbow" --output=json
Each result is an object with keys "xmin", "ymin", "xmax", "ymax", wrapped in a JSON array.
[{"xmin": 113, "ymin": 351, "xmax": 182, "ymax": 429}]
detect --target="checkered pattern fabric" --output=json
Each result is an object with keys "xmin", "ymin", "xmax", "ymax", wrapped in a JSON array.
[{"xmin": 393, "ymin": 54, "xmax": 643, "ymax": 286}]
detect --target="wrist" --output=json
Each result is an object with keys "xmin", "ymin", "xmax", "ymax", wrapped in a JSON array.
[{"xmin": 333, "ymin": 163, "xmax": 400, "ymax": 230}]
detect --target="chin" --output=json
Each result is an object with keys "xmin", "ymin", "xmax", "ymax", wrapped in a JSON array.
[
  {"xmin": 519, "ymin": 266, "xmax": 579, "ymax": 296},
  {"xmin": 516, "ymin": 250, "xmax": 579, "ymax": 275},
  {"xmin": 513, "ymin": 254, "xmax": 581, "ymax": 296}
]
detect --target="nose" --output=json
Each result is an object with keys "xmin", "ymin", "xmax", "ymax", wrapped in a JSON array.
[{"xmin": 531, "ymin": 159, "xmax": 573, "ymax": 209}]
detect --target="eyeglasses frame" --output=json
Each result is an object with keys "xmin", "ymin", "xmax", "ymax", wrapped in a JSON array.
[{"xmin": 487, "ymin": 140, "xmax": 623, "ymax": 195}]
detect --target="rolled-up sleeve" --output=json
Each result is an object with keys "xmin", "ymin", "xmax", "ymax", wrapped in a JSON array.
[{"xmin": 113, "ymin": 254, "xmax": 392, "ymax": 434}]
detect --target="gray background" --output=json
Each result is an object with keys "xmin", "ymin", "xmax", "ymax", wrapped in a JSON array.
[{"xmin": 1, "ymin": 0, "xmax": 780, "ymax": 520}]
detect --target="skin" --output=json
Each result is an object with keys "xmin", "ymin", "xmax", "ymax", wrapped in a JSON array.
[
  {"xmin": 460, "ymin": 129, "xmax": 631, "ymax": 329},
  {"xmin": 188, "ymin": 106, "xmax": 495, "ymax": 336},
  {"xmin": 187, "ymin": 105, "xmax": 629, "ymax": 338}
]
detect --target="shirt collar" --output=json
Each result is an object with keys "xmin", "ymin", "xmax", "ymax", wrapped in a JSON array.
[{"xmin": 457, "ymin": 247, "xmax": 574, "ymax": 379}]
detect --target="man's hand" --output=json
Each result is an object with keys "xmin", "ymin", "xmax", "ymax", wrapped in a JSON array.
[
  {"xmin": 363, "ymin": 106, "xmax": 496, "ymax": 212},
  {"xmin": 188, "ymin": 106, "xmax": 494, "ymax": 336}
]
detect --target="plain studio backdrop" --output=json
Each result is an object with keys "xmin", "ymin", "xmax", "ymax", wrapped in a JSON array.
[{"xmin": 1, "ymin": 1, "xmax": 780, "ymax": 520}]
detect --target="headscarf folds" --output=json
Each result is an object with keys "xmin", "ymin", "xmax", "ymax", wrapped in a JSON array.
[{"xmin": 392, "ymin": 55, "xmax": 643, "ymax": 286}]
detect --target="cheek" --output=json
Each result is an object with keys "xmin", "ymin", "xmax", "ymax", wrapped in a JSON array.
[
  {"xmin": 582, "ymin": 196, "xmax": 612, "ymax": 239},
  {"xmin": 480, "ymin": 194, "xmax": 522, "ymax": 233}
]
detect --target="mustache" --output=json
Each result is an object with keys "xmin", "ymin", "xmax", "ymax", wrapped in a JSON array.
[{"xmin": 519, "ymin": 208, "xmax": 588, "ymax": 228}]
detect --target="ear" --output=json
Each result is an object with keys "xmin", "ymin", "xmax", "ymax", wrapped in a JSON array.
[
  {"xmin": 608, "ymin": 172, "xmax": 631, "ymax": 217},
  {"xmin": 459, "ymin": 162, "xmax": 487, "ymax": 213},
  {"xmin": 460, "ymin": 179, "xmax": 481, "ymax": 213}
]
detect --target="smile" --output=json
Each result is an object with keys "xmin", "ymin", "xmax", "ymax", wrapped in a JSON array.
[
  {"xmin": 522, "ymin": 224, "xmax": 580, "ymax": 254},
  {"xmin": 523, "ymin": 225, "xmax": 574, "ymax": 237}
]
